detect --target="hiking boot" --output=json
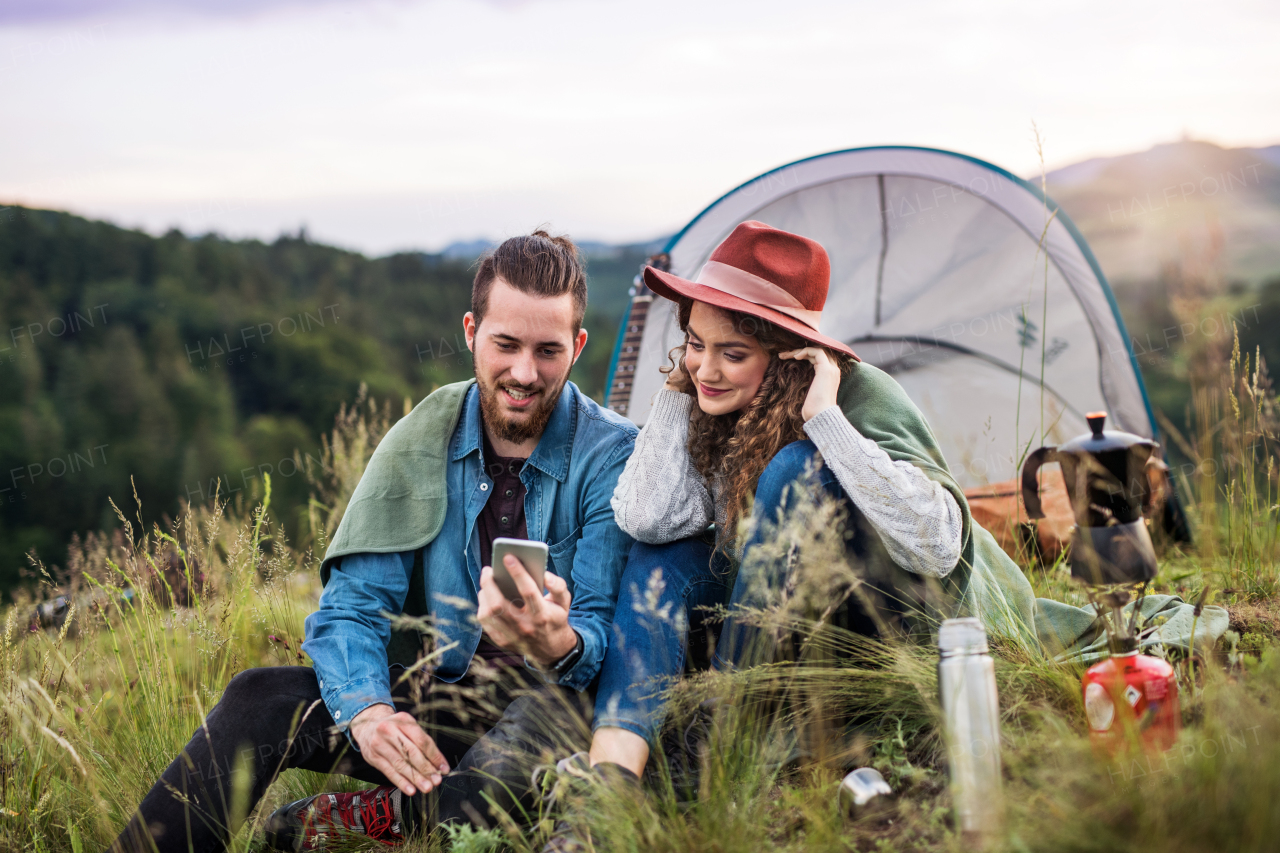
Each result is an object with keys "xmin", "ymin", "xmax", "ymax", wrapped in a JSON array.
[
  {"xmin": 262, "ymin": 786, "xmax": 405, "ymax": 850},
  {"xmin": 681, "ymin": 697, "xmax": 720, "ymax": 757},
  {"xmin": 531, "ymin": 750, "xmax": 594, "ymax": 806},
  {"xmin": 535, "ymin": 754, "xmax": 641, "ymax": 853},
  {"xmin": 659, "ymin": 697, "xmax": 720, "ymax": 797},
  {"xmin": 531, "ymin": 752, "xmax": 593, "ymax": 853}
]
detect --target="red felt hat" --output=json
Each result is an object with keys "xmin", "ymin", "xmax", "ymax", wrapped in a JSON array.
[{"xmin": 642, "ymin": 220, "xmax": 859, "ymax": 359}]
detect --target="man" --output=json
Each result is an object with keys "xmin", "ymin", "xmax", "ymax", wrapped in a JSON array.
[{"xmin": 111, "ymin": 230, "xmax": 637, "ymax": 852}]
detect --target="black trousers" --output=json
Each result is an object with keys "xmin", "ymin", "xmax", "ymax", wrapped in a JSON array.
[{"xmin": 109, "ymin": 664, "xmax": 593, "ymax": 853}]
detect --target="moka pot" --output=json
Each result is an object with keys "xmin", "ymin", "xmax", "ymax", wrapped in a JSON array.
[{"xmin": 1021, "ymin": 412, "xmax": 1160, "ymax": 585}]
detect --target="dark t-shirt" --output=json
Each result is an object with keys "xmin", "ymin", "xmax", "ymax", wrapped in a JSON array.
[
  {"xmin": 476, "ymin": 428, "xmax": 530, "ymax": 667},
  {"xmin": 477, "ymin": 430, "xmax": 529, "ymax": 570}
]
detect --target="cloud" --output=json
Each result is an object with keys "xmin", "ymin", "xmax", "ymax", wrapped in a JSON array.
[
  {"xmin": 0, "ymin": 0, "xmax": 371, "ymax": 26},
  {"xmin": 2, "ymin": 0, "xmax": 1276, "ymax": 253},
  {"xmin": 0, "ymin": 0, "xmax": 536, "ymax": 26}
]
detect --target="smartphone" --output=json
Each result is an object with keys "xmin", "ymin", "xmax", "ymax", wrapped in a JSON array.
[{"xmin": 491, "ymin": 537, "xmax": 549, "ymax": 604}]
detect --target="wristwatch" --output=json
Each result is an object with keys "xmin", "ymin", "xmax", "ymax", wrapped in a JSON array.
[{"xmin": 530, "ymin": 630, "xmax": 584, "ymax": 679}]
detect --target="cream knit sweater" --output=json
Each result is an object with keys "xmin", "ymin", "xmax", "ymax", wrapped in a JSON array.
[{"xmin": 611, "ymin": 389, "xmax": 963, "ymax": 578}]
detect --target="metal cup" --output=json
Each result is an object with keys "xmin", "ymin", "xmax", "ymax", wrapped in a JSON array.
[{"xmin": 838, "ymin": 767, "xmax": 894, "ymax": 820}]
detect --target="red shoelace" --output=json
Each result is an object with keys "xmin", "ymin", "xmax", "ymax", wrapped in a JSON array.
[{"xmin": 303, "ymin": 788, "xmax": 402, "ymax": 846}]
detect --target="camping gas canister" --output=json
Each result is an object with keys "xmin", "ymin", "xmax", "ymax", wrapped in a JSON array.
[{"xmin": 1082, "ymin": 639, "xmax": 1180, "ymax": 751}]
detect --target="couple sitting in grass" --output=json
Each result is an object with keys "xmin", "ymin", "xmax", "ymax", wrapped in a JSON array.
[{"xmin": 111, "ymin": 221, "xmax": 1034, "ymax": 853}]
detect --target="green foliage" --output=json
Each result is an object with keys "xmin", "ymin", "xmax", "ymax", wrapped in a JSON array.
[
  {"xmin": 1110, "ymin": 272, "xmax": 1280, "ymax": 472},
  {"xmin": 437, "ymin": 824, "xmax": 506, "ymax": 853}
]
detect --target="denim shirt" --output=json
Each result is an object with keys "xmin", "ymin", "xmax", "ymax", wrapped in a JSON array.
[{"xmin": 302, "ymin": 381, "xmax": 637, "ymax": 730}]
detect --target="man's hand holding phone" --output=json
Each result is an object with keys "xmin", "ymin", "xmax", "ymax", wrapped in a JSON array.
[
  {"xmin": 477, "ymin": 552, "xmax": 577, "ymax": 668},
  {"xmin": 348, "ymin": 703, "xmax": 450, "ymax": 797}
]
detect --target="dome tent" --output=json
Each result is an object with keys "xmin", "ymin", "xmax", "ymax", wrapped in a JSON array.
[{"xmin": 605, "ymin": 146, "xmax": 1161, "ymax": 493}]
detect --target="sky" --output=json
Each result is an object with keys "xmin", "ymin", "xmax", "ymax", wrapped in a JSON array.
[{"xmin": 1, "ymin": 0, "xmax": 1278, "ymax": 255}]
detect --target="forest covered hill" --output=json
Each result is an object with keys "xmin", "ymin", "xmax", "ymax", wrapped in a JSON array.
[{"xmin": 0, "ymin": 208, "xmax": 650, "ymax": 593}]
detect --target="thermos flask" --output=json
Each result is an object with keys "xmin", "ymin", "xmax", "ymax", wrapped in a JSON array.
[{"xmin": 938, "ymin": 617, "xmax": 1004, "ymax": 845}]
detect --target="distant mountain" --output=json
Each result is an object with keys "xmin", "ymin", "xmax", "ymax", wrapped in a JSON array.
[
  {"xmin": 439, "ymin": 238, "xmax": 495, "ymax": 261},
  {"xmin": 439, "ymin": 235, "xmax": 669, "ymax": 263},
  {"xmin": 578, "ymin": 236, "xmax": 670, "ymax": 259},
  {"xmin": 1253, "ymin": 145, "xmax": 1280, "ymax": 169},
  {"xmin": 1042, "ymin": 139, "xmax": 1280, "ymax": 286}
]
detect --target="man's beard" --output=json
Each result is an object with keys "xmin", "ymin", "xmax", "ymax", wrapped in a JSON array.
[{"xmin": 476, "ymin": 363, "xmax": 568, "ymax": 446}]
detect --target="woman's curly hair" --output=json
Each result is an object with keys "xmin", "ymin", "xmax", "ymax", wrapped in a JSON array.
[{"xmin": 663, "ymin": 297, "xmax": 855, "ymax": 554}]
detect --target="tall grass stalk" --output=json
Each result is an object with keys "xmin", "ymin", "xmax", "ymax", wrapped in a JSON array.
[
  {"xmin": 1162, "ymin": 313, "xmax": 1280, "ymax": 599},
  {"xmin": 1, "ymin": 392, "xmax": 395, "ymax": 851}
]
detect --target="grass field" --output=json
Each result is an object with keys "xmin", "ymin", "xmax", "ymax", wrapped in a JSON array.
[{"xmin": 3, "ymin": 323, "xmax": 1278, "ymax": 853}]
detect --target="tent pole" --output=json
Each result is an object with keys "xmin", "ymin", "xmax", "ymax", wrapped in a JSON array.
[{"xmin": 875, "ymin": 173, "xmax": 888, "ymax": 327}]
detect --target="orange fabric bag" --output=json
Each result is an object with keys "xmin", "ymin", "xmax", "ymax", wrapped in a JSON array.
[{"xmin": 965, "ymin": 469, "xmax": 1075, "ymax": 565}]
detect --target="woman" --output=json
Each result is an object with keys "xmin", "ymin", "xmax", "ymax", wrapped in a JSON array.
[{"xmin": 576, "ymin": 220, "xmax": 975, "ymax": 791}]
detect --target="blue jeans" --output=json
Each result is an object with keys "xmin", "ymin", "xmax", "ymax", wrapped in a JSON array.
[{"xmin": 592, "ymin": 440, "xmax": 884, "ymax": 747}]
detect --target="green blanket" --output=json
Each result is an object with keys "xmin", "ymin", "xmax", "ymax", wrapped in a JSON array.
[
  {"xmin": 834, "ymin": 362, "xmax": 1227, "ymax": 662},
  {"xmin": 834, "ymin": 363, "xmax": 1035, "ymax": 638},
  {"xmin": 1035, "ymin": 593, "xmax": 1228, "ymax": 663},
  {"xmin": 320, "ymin": 368, "xmax": 1227, "ymax": 664},
  {"xmin": 320, "ymin": 379, "xmax": 473, "ymax": 583}
]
